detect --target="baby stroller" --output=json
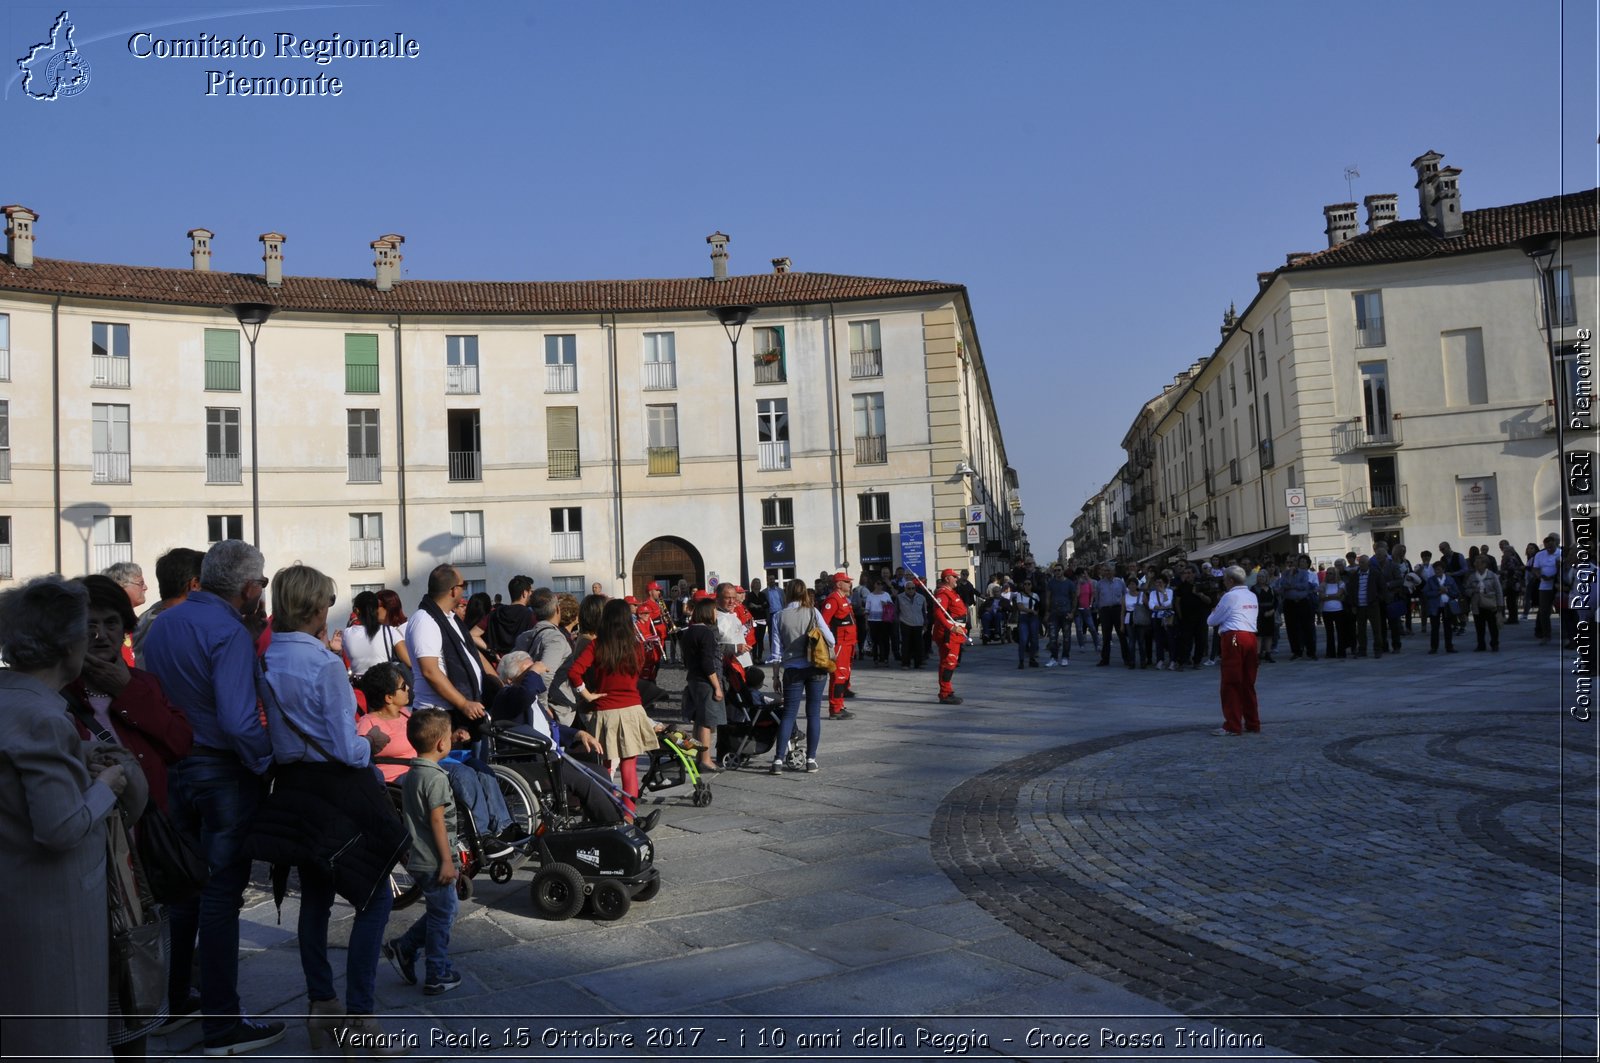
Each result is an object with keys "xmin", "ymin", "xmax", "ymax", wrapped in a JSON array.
[
  {"xmin": 714, "ymin": 675, "xmax": 806, "ymax": 771},
  {"xmin": 484, "ymin": 722, "xmax": 660, "ymax": 921}
]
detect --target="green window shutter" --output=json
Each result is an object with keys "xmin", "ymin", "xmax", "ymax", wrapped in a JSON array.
[
  {"xmin": 547, "ymin": 407, "xmax": 579, "ymax": 479},
  {"xmin": 345, "ymin": 334, "xmax": 380, "ymax": 393},
  {"xmin": 204, "ymin": 329, "xmax": 240, "ymax": 390}
]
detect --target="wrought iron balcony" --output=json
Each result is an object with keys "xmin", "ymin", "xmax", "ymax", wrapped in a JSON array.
[
  {"xmin": 548, "ymin": 448, "xmax": 579, "ymax": 479},
  {"xmin": 546, "ymin": 363, "xmax": 577, "ymax": 393},
  {"xmin": 347, "ymin": 454, "xmax": 381, "ymax": 483},
  {"xmin": 1341, "ymin": 484, "xmax": 1409, "ymax": 522},
  {"xmin": 550, "ymin": 531, "xmax": 583, "ymax": 562},
  {"xmin": 642, "ymin": 361, "xmax": 676, "ymax": 391},
  {"xmin": 93, "ymin": 450, "xmax": 131, "ymax": 484},
  {"xmin": 1335, "ymin": 418, "xmax": 1402, "ymax": 454},
  {"xmin": 758, "ymin": 440, "xmax": 790, "ymax": 471},
  {"xmin": 753, "ymin": 353, "xmax": 786, "ymax": 384},
  {"xmin": 448, "ymin": 450, "xmax": 481, "ymax": 482},
  {"xmin": 850, "ymin": 347, "xmax": 882, "ymax": 378},
  {"xmin": 854, "ymin": 434, "xmax": 887, "ymax": 465},
  {"xmin": 445, "ymin": 364, "xmax": 479, "ymax": 395},
  {"xmin": 92, "ymin": 355, "xmax": 130, "ymax": 388},
  {"xmin": 206, "ymin": 452, "xmax": 242, "ymax": 484},
  {"xmin": 448, "ymin": 535, "xmax": 484, "ymax": 566}
]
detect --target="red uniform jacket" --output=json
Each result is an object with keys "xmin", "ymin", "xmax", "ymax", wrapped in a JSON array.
[
  {"xmin": 933, "ymin": 586, "xmax": 967, "ymax": 640},
  {"xmin": 821, "ymin": 590, "xmax": 857, "ymax": 641}
]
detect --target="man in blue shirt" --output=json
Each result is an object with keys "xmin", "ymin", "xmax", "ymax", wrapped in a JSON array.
[{"xmin": 144, "ymin": 540, "xmax": 285, "ymax": 1056}]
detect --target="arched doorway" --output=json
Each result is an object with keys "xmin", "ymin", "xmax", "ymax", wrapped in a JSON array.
[{"xmin": 632, "ymin": 536, "xmax": 704, "ymax": 600}]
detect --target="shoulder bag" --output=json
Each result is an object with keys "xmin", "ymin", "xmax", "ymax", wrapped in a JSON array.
[
  {"xmin": 806, "ymin": 611, "xmax": 836, "ymax": 672},
  {"xmin": 109, "ymin": 813, "xmax": 167, "ymax": 1025}
]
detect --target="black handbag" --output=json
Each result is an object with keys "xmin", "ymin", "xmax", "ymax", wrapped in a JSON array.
[
  {"xmin": 135, "ymin": 804, "xmax": 210, "ymax": 904},
  {"xmin": 109, "ymin": 816, "xmax": 167, "ymax": 1024}
]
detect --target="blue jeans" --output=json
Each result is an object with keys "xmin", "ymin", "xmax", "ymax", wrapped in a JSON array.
[
  {"xmin": 1016, "ymin": 614, "xmax": 1040, "ymax": 662},
  {"xmin": 778, "ymin": 666, "xmax": 825, "ymax": 762},
  {"xmin": 396, "ymin": 881, "xmax": 458, "ymax": 983},
  {"xmin": 298, "ymin": 866, "xmax": 393, "ymax": 1014},
  {"xmin": 165, "ymin": 754, "xmax": 264, "ymax": 1037},
  {"xmin": 1075, "ymin": 607, "xmax": 1095, "ymax": 645},
  {"xmin": 441, "ymin": 756, "xmax": 511, "ymax": 837},
  {"xmin": 1046, "ymin": 613, "xmax": 1073, "ymax": 658}
]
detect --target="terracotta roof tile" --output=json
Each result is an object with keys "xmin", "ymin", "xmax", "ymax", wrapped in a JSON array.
[
  {"xmin": 0, "ymin": 257, "xmax": 964, "ymax": 315},
  {"xmin": 1284, "ymin": 188, "xmax": 1597, "ymax": 272}
]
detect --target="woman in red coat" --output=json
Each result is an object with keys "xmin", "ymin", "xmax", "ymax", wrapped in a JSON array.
[
  {"xmin": 63, "ymin": 574, "xmax": 193, "ymax": 810},
  {"xmin": 568, "ymin": 598, "xmax": 659, "ymax": 812}
]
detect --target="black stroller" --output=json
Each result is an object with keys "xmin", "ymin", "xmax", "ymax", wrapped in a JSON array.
[{"xmin": 714, "ymin": 669, "xmax": 806, "ymax": 771}]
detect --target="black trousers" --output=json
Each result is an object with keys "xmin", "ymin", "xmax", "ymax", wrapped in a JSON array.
[{"xmin": 1097, "ymin": 607, "xmax": 1131, "ymax": 665}]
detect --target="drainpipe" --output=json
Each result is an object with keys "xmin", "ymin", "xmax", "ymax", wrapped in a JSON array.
[
  {"xmin": 392, "ymin": 314, "xmax": 409, "ymax": 586},
  {"xmin": 607, "ymin": 314, "xmax": 624, "ymax": 582},
  {"xmin": 51, "ymin": 296, "xmax": 61, "ymax": 573},
  {"xmin": 827, "ymin": 302, "xmax": 848, "ymax": 568}
]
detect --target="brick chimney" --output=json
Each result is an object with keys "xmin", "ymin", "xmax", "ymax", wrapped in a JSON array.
[
  {"xmin": 1257, "ymin": 271, "xmax": 1275, "ymax": 290},
  {"xmin": 371, "ymin": 233, "xmax": 404, "ymax": 291},
  {"xmin": 1322, "ymin": 203, "xmax": 1358, "ymax": 248},
  {"xmin": 188, "ymin": 228, "xmax": 214, "ymax": 271},
  {"xmin": 259, "ymin": 232, "xmax": 285, "ymax": 288},
  {"xmin": 707, "ymin": 231, "xmax": 729, "ymax": 281},
  {"xmin": 1363, "ymin": 193, "xmax": 1398, "ymax": 232},
  {"xmin": 771, "ymin": 256, "xmax": 791, "ymax": 275},
  {"xmin": 1432, "ymin": 166, "xmax": 1463, "ymax": 237},
  {"xmin": 4, "ymin": 205, "xmax": 38, "ymax": 269},
  {"xmin": 1411, "ymin": 149, "xmax": 1443, "ymax": 221}
]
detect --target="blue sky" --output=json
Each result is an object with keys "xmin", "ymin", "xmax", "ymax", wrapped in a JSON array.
[{"xmin": 4, "ymin": 0, "xmax": 1595, "ymax": 554}]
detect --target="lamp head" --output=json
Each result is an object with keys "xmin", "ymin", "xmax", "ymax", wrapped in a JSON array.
[
  {"xmin": 229, "ymin": 302, "xmax": 275, "ymax": 327},
  {"xmin": 710, "ymin": 305, "xmax": 756, "ymax": 330}
]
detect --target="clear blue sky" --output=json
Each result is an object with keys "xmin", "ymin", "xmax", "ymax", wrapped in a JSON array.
[{"xmin": 5, "ymin": 0, "xmax": 1594, "ymax": 554}]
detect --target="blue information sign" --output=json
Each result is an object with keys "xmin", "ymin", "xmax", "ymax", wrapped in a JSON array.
[{"xmin": 898, "ymin": 521, "xmax": 926, "ymax": 578}]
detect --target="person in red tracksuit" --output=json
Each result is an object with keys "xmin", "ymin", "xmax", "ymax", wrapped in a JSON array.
[
  {"xmin": 1206, "ymin": 565, "xmax": 1261, "ymax": 736},
  {"xmin": 931, "ymin": 568, "xmax": 968, "ymax": 704},
  {"xmin": 628, "ymin": 596, "xmax": 663, "ymax": 681},
  {"xmin": 820, "ymin": 572, "xmax": 857, "ymax": 719}
]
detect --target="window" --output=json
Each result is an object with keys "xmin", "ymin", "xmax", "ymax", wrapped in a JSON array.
[
  {"xmin": 345, "ymin": 333, "xmax": 380, "ymax": 393},
  {"xmin": 445, "ymin": 335, "xmax": 479, "ymax": 395},
  {"xmin": 547, "ymin": 406, "xmax": 579, "ymax": 479},
  {"xmin": 552, "ymin": 576, "xmax": 585, "ymax": 594},
  {"xmin": 1229, "ymin": 363, "xmax": 1237, "ymax": 406},
  {"xmin": 92, "ymin": 403, "xmax": 131, "ymax": 483},
  {"xmin": 1261, "ymin": 394, "xmax": 1274, "ymax": 468},
  {"xmin": 1550, "ymin": 266, "xmax": 1578, "ymax": 327},
  {"xmin": 762, "ymin": 497, "xmax": 794, "ymax": 527},
  {"xmin": 0, "ymin": 400, "xmax": 9, "ymax": 482},
  {"xmin": 350, "ymin": 583, "xmax": 386, "ymax": 596},
  {"xmin": 206, "ymin": 514, "xmax": 243, "ymax": 544},
  {"xmin": 347, "ymin": 409, "xmax": 381, "ymax": 482},
  {"xmin": 753, "ymin": 326, "xmax": 786, "ymax": 384},
  {"xmin": 853, "ymin": 392, "xmax": 886, "ymax": 464},
  {"xmin": 1257, "ymin": 330, "xmax": 1267, "ymax": 380},
  {"xmin": 545, "ymin": 335, "xmax": 577, "ymax": 393},
  {"xmin": 1354, "ymin": 291, "xmax": 1385, "ymax": 347},
  {"xmin": 463, "ymin": 579, "xmax": 487, "ymax": 598},
  {"xmin": 647, "ymin": 404, "xmax": 679, "ymax": 475},
  {"xmin": 550, "ymin": 507, "xmax": 583, "ymax": 562},
  {"xmin": 643, "ymin": 332, "xmax": 676, "ymax": 390},
  {"xmin": 205, "ymin": 408, "xmax": 241, "ymax": 484},
  {"xmin": 1368, "ymin": 456, "xmax": 1401, "ymax": 511},
  {"xmin": 449, "ymin": 510, "xmax": 484, "ymax": 566},
  {"xmin": 849, "ymin": 320, "xmax": 882, "ymax": 378},
  {"xmin": 448, "ymin": 409, "xmax": 481, "ymax": 482},
  {"xmin": 858, "ymin": 492, "xmax": 892, "ymax": 564},
  {"xmin": 1287, "ymin": 464, "xmax": 1297, "ymax": 489},
  {"xmin": 350, "ymin": 512, "xmax": 384, "ymax": 569},
  {"xmin": 1360, "ymin": 362, "xmax": 1391, "ymax": 439},
  {"xmin": 1440, "ymin": 328, "xmax": 1488, "ymax": 407},
  {"xmin": 762, "ymin": 497, "xmax": 795, "ymax": 574},
  {"xmin": 91, "ymin": 322, "xmax": 130, "ymax": 388},
  {"xmin": 0, "ymin": 516, "xmax": 10, "ymax": 578},
  {"xmin": 757, "ymin": 398, "xmax": 789, "ymax": 470},
  {"xmin": 92, "ymin": 514, "xmax": 132, "ymax": 570},
  {"xmin": 204, "ymin": 328, "xmax": 240, "ymax": 391},
  {"xmin": 0, "ymin": 313, "xmax": 9, "ymax": 381}
]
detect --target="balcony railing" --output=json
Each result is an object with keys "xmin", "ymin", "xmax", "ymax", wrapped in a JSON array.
[
  {"xmin": 347, "ymin": 454, "xmax": 381, "ymax": 483},
  {"xmin": 546, "ymin": 363, "xmax": 576, "ymax": 393},
  {"xmin": 1335, "ymin": 418, "xmax": 1402, "ymax": 453},
  {"xmin": 94, "ymin": 542, "xmax": 133, "ymax": 570},
  {"xmin": 551, "ymin": 531, "xmax": 583, "ymax": 562},
  {"xmin": 350, "ymin": 538, "xmax": 384, "ymax": 569},
  {"xmin": 449, "ymin": 450, "xmax": 482, "ymax": 482},
  {"xmin": 92, "ymin": 355, "xmax": 130, "ymax": 388},
  {"xmin": 346, "ymin": 363, "xmax": 379, "ymax": 393},
  {"xmin": 647, "ymin": 446, "xmax": 679, "ymax": 476},
  {"xmin": 0, "ymin": 448, "xmax": 9, "ymax": 482},
  {"xmin": 1356, "ymin": 318, "xmax": 1385, "ymax": 347},
  {"xmin": 0, "ymin": 543, "xmax": 10, "ymax": 579},
  {"xmin": 448, "ymin": 535, "xmax": 484, "ymax": 566},
  {"xmin": 548, "ymin": 448, "xmax": 579, "ymax": 479},
  {"xmin": 204, "ymin": 359, "xmax": 239, "ymax": 391},
  {"xmin": 643, "ymin": 361, "xmax": 676, "ymax": 390},
  {"xmin": 854, "ymin": 434, "xmax": 887, "ymax": 465},
  {"xmin": 1341, "ymin": 484, "xmax": 1409, "ymax": 523},
  {"xmin": 753, "ymin": 355, "xmax": 785, "ymax": 384},
  {"xmin": 758, "ymin": 440, "xmax": 790, "ymax": 470},
  {"xmin": 206, "ymin": 452, "xmax": 242, "ymax": 484},
  {"xmin": 445, "ymin": 364, "xmax": 479, "ymax": 395},
  {"xmin": 0, "ymin": 346, "xmax": 10, "ymax": 381},
  {"xmin": 93, "ymin": 451, "xmax": 131, "ymax": 484},
  {"xmin": 850, "ymin": 347, "xmax": 882, "ymax": 378}
]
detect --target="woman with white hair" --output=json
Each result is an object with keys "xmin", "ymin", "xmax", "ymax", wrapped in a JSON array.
[{"xmin": 1205, "ymin": 565, "xmax": 1261, "ymax": 737}]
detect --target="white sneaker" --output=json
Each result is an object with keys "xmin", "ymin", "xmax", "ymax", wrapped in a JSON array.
[
  {"xmin": 1060, "ymin": 658, "xmax": 1069, "ymax": 667},
  {"xmin": 1044, "ymin": 658, "xmax": 1058, "ymax": 668}
]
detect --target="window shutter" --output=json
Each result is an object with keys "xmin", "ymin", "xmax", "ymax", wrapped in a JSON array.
[
  {"xmin": 205, "ymin": 329, "xmax": 240, "ymax": 362},
  {"xmin": 345, "ymin": 334, "xmax": 379, "ymax": 366},
  {"xmin": 547, "ymin": 406, "xmax": 578, "ymax": 451}
]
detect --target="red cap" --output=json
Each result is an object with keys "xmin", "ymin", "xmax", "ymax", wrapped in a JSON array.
[
  {"xmin": 833, "ymin": 572, "xmax": 851, "ymax": 583},
  {"xmin": 940, "ymin": 569, "xmax": 958, "ymax": 579},
  {"xmin": 692, "ymin": 589, "xmax": 714, "ymax": 601},
  {"xmin": 624, "ymin": 596, "xmax": 640, "ymax": 605},
  {"xmin": 731, "ymin": 585, "xmax": 746, "ymax": 593}
]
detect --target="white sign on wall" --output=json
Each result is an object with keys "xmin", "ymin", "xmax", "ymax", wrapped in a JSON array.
[
  {"xmin": 1289, "ymin": 507, "xmax": 1310, "ymax": 535},
  {"xmin": 1457, "ymin": 475, "xmax": 1501, "ymax": 537},
  {"xmin": 968, "ymin": 507, "xmax": 987, "ymax": 525},
  {"xmin": 1284, "ymin": 488, "xmax": 1306, "ymax": 509}
]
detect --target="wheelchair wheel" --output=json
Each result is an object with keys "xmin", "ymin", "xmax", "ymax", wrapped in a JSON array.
[
  {"xmin": 488, "ymin": 860, "xmax": 514, "ymax": 885},
  {"xmin": 719, "ymin": 751, "xmax": 745, "ymax": 770},
  {"xmin": 587, "ymin": 880, "xmax": 631, "ymax": 921},
  {"xmin": 456, "ymin": 874, "xmax": 474, "ymax": 903},
  {"xmin": 389, "ymin": 863, "xmax": 423, "ymax": 910},
  {"xmin": 492, "ymin": 763, "xmax": 542, "ymax": 834},
  {"xmin": 530, "ymin": 864, "xmax": 586, "ymax": 921}
]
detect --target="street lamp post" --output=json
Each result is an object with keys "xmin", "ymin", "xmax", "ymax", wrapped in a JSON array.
[
  {"xmin": 1518, "ymin": 235, "xmax": 1571, "ymax": 542},
  {"xmin": 711, "ymin": 305, "xmax": 757, "ymax": 588},
  {"xmin": 229, "ymin": 302, "xmax": 275, "ymax": 546}
]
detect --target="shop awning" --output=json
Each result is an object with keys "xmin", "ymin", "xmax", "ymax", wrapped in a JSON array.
[
  {"xmin": 1137, "ymin": 544, "xmax": 1184, "ymax": 566},
  {"xmin": 1182, "ymin": 525, "xmax": 1291, "ymax": 564}
]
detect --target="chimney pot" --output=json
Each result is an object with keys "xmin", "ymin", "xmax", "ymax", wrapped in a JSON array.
[
  {"xmin": 1257, "ymin": 270, "xmax": 1275, "ymax": 290},
  {"xmin": 1411, "ymin": 149, "xmax": 1444, "ymax": 221},
  {"xmin": 706, "ymin": 231, "xmax": 729, "ymax": 282},
  {"xmin": 1363, "ymin": 193, "xmax": 1398, "ymax": 232},
  {"xmin": 771, "ymin": 256, "xmax": 791, "ymax": 275},
  {"xmin": 4, "ymin": 204, "xmax": 38, "ymax": 269},
  {"xmin": 371, "ymin": 233, "xmax": 405, "ymax": 291},
  {"xmin": 259, "ymin": 231, "xmax": 286, "ymax": 288},
  {"xmin": 1323, "ymin": 202, "xmax": 1359, "ymax": 248},
  {"xmin": 1431, "ymin": 166, "xmax": 1463, "ymax": 237},
  {"xmin": 188, "ymin": 227, "xmax": 214, "ymax": 272}
]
